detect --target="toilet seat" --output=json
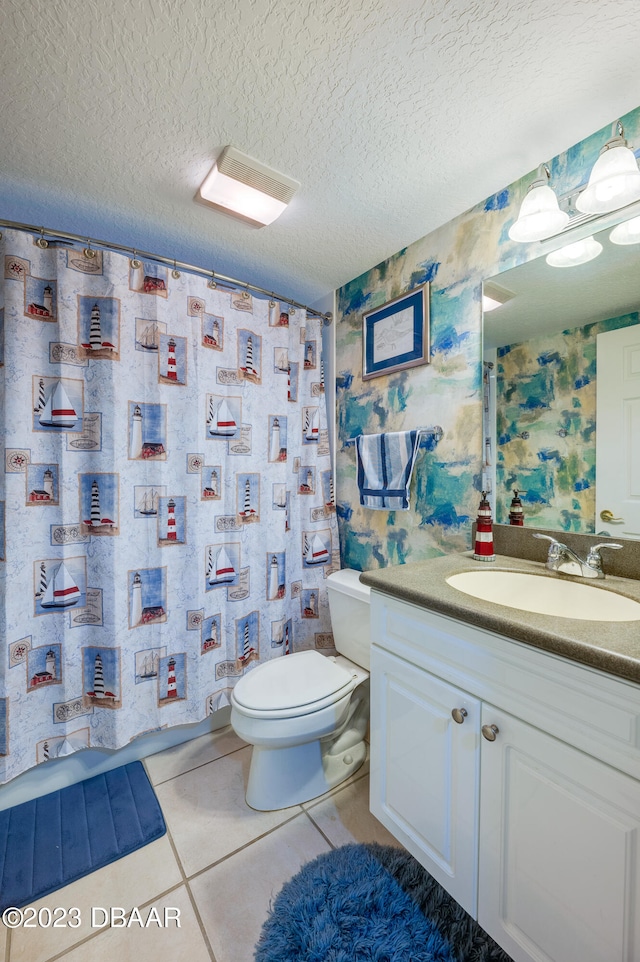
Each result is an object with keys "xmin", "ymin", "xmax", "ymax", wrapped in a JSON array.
[{"xmin": 232, "ymin": 650, "xmax": 357, "ymax": 719}]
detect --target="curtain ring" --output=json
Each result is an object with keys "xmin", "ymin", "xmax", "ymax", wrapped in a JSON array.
[
  {"xmin": 130, "ymin": 250, "xmax": 141, "ymax": 270},
  {"xmin": 36, "ymin": 228, "xmax": 49, "ymax": 249},
  {"xmin": 207, "ymin": 271, "xmax": 217, "ymax": 290},
  {"xmin": 171, "ymin": 259, "xmax": 181, "ymax": 280},
  {"xmin": 290, "ymin": 305, "xmax": 296, "ymax": 315},
  {"xmin": 242, "ymin": 284, "xmax": 250, "ymax": 300},
  {"xmin": 83, "ymin": 239, "xmax": 97, "ymax": 259},
  {"xmin": 269, "ymin": 299, "xmax": 276, "ymax": 308}
]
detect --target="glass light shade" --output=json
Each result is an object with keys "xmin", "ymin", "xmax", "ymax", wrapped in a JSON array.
[
  {"xmin": 545, "ymin": 236, "xmax": 603, "ymax": 268},
  {"xmin": 575, "ymin": 138, "xmax": 640, "ymax": 214},
  {"xmin": 609, "ymin": 214, "xmax": 640, "ymax": 245},
  {"xmin": 508, "ymin": 182, "xmax": 569, "ymax": 242},
  {"xmin": 196, "ymin": 165, "xmax": 288, "ymax": 226}
]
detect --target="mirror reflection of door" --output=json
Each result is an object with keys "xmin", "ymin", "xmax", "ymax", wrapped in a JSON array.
[
  {"xmin": 483, "ymin": 211, "xmax": 640, "ymax": 539},
  {"xmin": 596, "ymin": 326, "xmax": 640, "ymax": 539}
]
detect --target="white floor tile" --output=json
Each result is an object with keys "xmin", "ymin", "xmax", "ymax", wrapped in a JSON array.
[
  {"xmin": 6, "ymin": 835, "xmax": 182, "ymax": 962},
  {"xmin": 155, "ymin": 747, "xmax": 301, "ymax": 877},
  {"xmin": 305, "ymin": 773, "xmax": 400, "ymax": 848},
  {"xmin": 55, "ymin": 887, "xmax": 210, "ymax": 962},
  {"xmin": 190, "ymin": 813, "xmax": 331, "ymax": 962},
  {"xmin": 144, "ymin": 727, "xmax": 246, "ymax": 786},
  {"xmin": 3, "ymin": 732, "xmax": 390, "ymax": 962}
]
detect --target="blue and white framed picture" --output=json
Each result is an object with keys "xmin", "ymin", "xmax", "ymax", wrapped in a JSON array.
[{"xmin": 362, "ymin": 283, "xmax": 429, "ymax": 380}]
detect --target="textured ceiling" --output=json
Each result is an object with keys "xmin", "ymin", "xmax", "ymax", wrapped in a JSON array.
[{"xmin": 1, "ymin": 0, "xmax": 640, "ymax": 304}]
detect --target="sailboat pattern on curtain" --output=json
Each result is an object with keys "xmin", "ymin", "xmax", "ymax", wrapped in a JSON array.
[{"xmin": 0, "ymin": 229, "xmax": 338, "ymax": 782}]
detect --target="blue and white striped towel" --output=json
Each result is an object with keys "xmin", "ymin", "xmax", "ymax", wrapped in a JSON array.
[{"xmin": 355, "ymin": 430, "xmax": 421, "ymax": 510}]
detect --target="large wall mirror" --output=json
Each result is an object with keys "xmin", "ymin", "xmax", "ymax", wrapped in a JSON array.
[{"xmin": 482, "ymin": 207, "xmax": 640, "ymax": 541}]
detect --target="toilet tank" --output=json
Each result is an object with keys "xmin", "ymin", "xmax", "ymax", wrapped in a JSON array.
[{"xmin": 326, "ymin": 569, "xmax": 371, "ymax": 670}]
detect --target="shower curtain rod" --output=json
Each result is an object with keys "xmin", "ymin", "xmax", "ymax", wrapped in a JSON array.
[{"xmin": 0, "ymin": 218, "xmax": 333, "ymax": 323}]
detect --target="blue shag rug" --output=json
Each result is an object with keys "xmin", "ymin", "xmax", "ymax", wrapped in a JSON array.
[
  {"xmin": 255, "ymin": 843, "xmax": 513, "ymax": 962},
  {"xmin": 0, "ymin": 761, "xmax": 165, "ymax": 911}
]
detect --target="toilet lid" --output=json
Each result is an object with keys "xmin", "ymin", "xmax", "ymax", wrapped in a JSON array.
[{"xmin": 232, "ymin": 650, "xmax": 354, "ymax": 712}]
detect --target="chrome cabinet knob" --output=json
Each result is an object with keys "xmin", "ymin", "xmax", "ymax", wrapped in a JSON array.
[
  {"xmin": 451, "ymin": 708, "xmax": 467, "ymax": 724},
  {"xmin": 481, "ymin": 724, "xmax": 499, "ymax": 742}
]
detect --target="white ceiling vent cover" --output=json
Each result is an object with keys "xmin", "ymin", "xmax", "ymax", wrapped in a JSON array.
[{"xmin": 195, "ymin": 146, "xmax": 300, "ymax": 227}]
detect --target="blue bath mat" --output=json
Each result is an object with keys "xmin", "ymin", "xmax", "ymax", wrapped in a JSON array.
[
  {"xmin": 255, "ymin": 843, "xmax": 513, "ymax": 961},
  {"xmin": 0, "ymin": 761, "xmax": 165, "ymax": 911}
]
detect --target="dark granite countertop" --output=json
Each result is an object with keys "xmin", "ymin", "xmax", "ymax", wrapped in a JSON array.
[{"xmin": 359, "ymin": 553, "xmax": 640, "ymax": 685}]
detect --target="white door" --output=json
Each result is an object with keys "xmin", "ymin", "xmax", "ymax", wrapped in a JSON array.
[
  {"xmin": 369, "ymin": 646, "xmax": 480, "ymax": 916},
  {"xmin": 596, "ymin": 324, "xmax": 640, "ymax": 538},
  {"xmin": 478, "ymin": 705, "xmax": 640, "ymax": 962}
]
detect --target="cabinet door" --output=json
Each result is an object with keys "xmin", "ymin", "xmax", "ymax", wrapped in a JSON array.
[
  {"xmin": 370, "ymin": 645, "xmax": 480, "ymax": 916},
  {"xmin": 479, "ymin": 705, "xmax": 640, "ymax": 962}
]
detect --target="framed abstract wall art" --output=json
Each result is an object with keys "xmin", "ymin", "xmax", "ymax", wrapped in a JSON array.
[{"xmin": 362, "ymin": 283, "xmax": 430, "ymax": 380}]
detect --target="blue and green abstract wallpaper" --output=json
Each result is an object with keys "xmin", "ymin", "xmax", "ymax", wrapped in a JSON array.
[{"xmin": 335, "ymin": 106, "xmax": 640, "ymax": 570}]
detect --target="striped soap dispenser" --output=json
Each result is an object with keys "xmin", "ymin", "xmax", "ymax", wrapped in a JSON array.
[{"xmin": 473, "ymin": 491, "xmax": 496, "ymax": 562}]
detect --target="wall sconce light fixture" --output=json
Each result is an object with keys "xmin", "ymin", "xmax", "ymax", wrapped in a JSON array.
[
  {"xmin": 576, "ymin": 122, "xmax": 640, "ymax": 215},
  {"xmin": 508, "ymin": 164, "xmax": 569, "ymax": 242},
  {"xmin": 195, "ymin": 146, "xmax": 299, "ymax": 228},
  {"xmin": 509, "ymin": 122, "xmax": 640, "ymax": 244}
]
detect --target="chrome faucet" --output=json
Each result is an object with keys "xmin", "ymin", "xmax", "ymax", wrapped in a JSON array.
[{"xmin": 533, "ymin": 533, "xmax": 623, "ymax": 579}]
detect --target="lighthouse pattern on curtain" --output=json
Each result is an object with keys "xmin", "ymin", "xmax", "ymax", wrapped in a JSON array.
[{"xmin": 0, "ymin": 228, "xmax": 338, "ymax": 783}]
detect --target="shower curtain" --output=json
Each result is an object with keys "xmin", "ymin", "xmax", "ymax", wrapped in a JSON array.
[{"xmin": 0, "ymin": 228, "xmax": 338, "ymax": 783}]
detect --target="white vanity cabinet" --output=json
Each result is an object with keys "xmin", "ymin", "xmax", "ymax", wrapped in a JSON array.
[
  {"xmin": 370, "ymin": 646, "xmax": 481, "ymax": 915},
  {"xmin": 369, "ymin": 590, "xmax": 640, "ymax": 962}
]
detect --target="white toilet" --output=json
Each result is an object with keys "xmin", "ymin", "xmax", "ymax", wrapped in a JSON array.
[{"xmin": 230, "ymin": 569, "xmax": 371, "ymax": 811}]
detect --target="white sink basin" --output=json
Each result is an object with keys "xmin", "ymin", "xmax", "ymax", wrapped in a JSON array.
[{"xmin": 446, "ymin": 570, "xmax": 640, "ymax": 622}]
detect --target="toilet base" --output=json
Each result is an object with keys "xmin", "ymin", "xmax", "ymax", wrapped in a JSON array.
[{"xmin": 245, "ymin": 737, "xmax": 367, "ymax": 811}]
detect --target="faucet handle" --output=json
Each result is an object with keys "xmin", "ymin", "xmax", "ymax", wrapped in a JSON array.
[
  {"xmin": 532, "ymin": 532, "xmax": 566, "ymax": 561},
  {"xmin": 586, "ymin": 542, "xmax": 623, "ymax": 573},
  {"xmin": 588, "ymin": 542, "xmax": 623, "ymax": 553}
]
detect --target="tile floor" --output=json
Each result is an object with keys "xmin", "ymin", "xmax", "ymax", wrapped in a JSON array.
[{"xmin": 0, "ymin": 727, "xmax": 399, "ymax": 962}]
